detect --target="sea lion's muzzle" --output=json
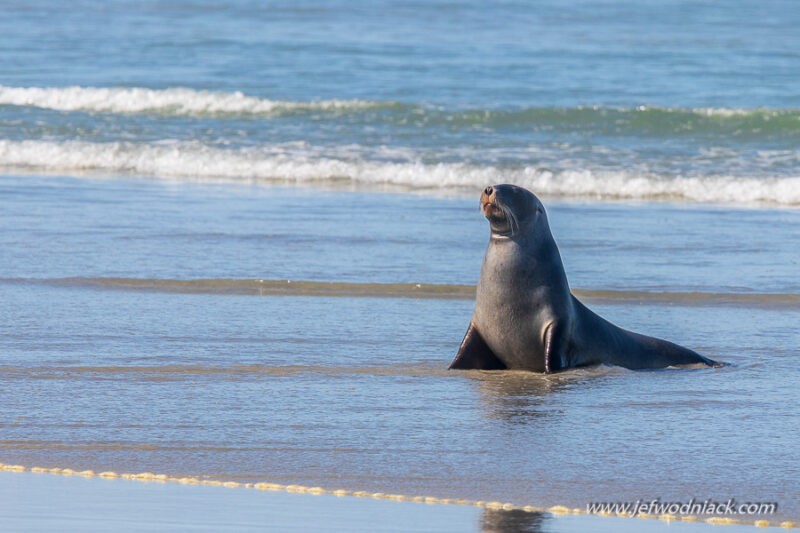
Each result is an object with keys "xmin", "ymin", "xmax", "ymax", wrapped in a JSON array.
[{"xmin": 481, "ymin": 185, "xmax": 499, "ymax": 218}]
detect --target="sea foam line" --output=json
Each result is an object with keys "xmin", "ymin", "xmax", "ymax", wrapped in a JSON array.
[
  {"xmin": 0, "ymin": 85, "xmax": 383, "ymax": 116},
  {"xmin": 2, "ymin": 85, "xmax": 796, "ymax": 123},
  {"xmin": 0, "ymin": 463, "xmax": 794, "ymax": 528},
  {"xmin": 1, "ymin": 139, "xmax": 800, "ymax": 206}
]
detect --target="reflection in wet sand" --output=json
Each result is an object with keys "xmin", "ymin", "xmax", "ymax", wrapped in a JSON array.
[
  {"xmin": 464, "ymin": 368, "xmax": 613, "ymax": 423},
  {"xmin": 481, "ymin": 508, "xmax": 546, "ymax": 533}
]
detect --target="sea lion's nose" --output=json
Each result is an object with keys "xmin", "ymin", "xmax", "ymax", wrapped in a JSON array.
[{"xmin": 484, "ymin": 186, "xmax": 493, "ymax": 197}]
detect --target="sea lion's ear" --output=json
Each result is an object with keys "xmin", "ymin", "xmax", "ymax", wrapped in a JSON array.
[{"xmin": 449, "ymin": 323, "xmax": 507, "ymax": 370}]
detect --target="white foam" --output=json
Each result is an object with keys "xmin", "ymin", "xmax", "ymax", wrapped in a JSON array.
[
  {"xmin": 637, "ymin": 105, "xmax": 781, "ymax": 118},
  {"xmin": 1, "ymin": 139, "xmax": 799, "ymax": 206},
  {"xmin": 0, "ymin": 85, "xmax": 380, "ymax": 116}
]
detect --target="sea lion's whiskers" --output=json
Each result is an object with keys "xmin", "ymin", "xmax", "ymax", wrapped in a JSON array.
[
  {"xmin": 498, "ymin": 203, "xmax": 508, "ymax": 224},
  {"xmin": 501, "ymin": 203, "xmax": 518, "ymax": 235},
  {"xmin": 510, "ymin": 209, "xmax": 519, "ymax": 235}
]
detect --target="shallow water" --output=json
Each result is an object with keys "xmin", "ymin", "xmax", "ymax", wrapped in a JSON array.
[
  {"xmin": 3, "ymin": 175, "xmax": 800, "ymax": 292},
  {"xmin": 1, "ymin": 177, "xmax": 798, "ymax": 521}
]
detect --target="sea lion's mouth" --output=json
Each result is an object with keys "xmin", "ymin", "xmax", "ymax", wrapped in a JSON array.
[{"xmin": 482, "ymin": 200, "xmax": 503, "ymax": 219}]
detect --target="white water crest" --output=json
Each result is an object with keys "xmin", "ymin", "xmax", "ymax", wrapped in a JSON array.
[
  {"xmin": 0, "ymin": 85, "xmax": 382, "ymax": 116},
  {"xmin": 3, "ymin": 85, "xmax": 794, "ymax": 123},
  {"xmin": 2, "ymin": 139, "xmax": 800, "ymax": 206}
]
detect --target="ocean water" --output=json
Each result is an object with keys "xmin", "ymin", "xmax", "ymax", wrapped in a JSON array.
[
  {"xmin": 1, "ymin": 0, "xmax": 799, "ymax": 527},
  {"xmin": 2, "ymin": 0, "xmax": 800, "ymax": 204}
]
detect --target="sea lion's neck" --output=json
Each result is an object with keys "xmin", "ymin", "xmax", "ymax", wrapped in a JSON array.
[{"xmin": 485, "ymin": 230, "xmax": 569, "ymax": 288}]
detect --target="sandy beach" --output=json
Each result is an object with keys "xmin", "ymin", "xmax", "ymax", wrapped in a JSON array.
[{"xmin": 2, "ymin": 469, "xmax": 782, "ymax": 532}]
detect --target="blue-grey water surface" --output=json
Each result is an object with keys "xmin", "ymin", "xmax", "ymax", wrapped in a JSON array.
[{"xmin": 1, "ymin": 177, "xmax": 798, "ymax": 521}]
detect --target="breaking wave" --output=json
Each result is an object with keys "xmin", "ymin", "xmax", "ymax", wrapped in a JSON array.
[
  {"xmin": 2, "ymin": 85, "xmax": 799, "ymax": 140},
  {"xmin": 0, "ymin": 85, "xmax": 387, "ymax": 116},
  {"xmin": 1, "ymin": 139, "xmax": 799, "ymax": 206}
]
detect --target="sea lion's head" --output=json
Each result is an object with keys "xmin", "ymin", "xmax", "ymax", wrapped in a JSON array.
[{"xmin": 480, "ymin": 184, "xmax": 545, "ymax": 238}]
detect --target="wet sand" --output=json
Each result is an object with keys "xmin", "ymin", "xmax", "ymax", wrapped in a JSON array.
[{"xmin": 0, "ymin": 471, "xmax": 774, "ymax": 532}]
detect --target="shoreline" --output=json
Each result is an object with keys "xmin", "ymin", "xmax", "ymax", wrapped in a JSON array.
[
  {"xmin": 3, "ymin": 276, "xmax": 800, "ymax": 309},
  {"xmin": 1, "ymin": 463, "xmax": 792, "ymax": 530}
]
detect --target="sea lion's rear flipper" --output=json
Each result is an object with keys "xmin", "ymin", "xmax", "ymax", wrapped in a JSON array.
[{"xmin": 449, "ymin": 323, "xmax": 506, "ymax": 370}]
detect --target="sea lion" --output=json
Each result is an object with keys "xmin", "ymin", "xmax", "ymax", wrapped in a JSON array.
[{"xmin": 449, "ymin": 184, "xmax": 717, "ymax": 372}]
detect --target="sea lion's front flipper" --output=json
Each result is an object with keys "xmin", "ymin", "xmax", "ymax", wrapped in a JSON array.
[
  {"xmin": 449, "ymin": 323, "xmax": 506, "ymax": 370},
  {"xmin": 544, "ymin": 321, "xmax": 568, "ymax": 373}
]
